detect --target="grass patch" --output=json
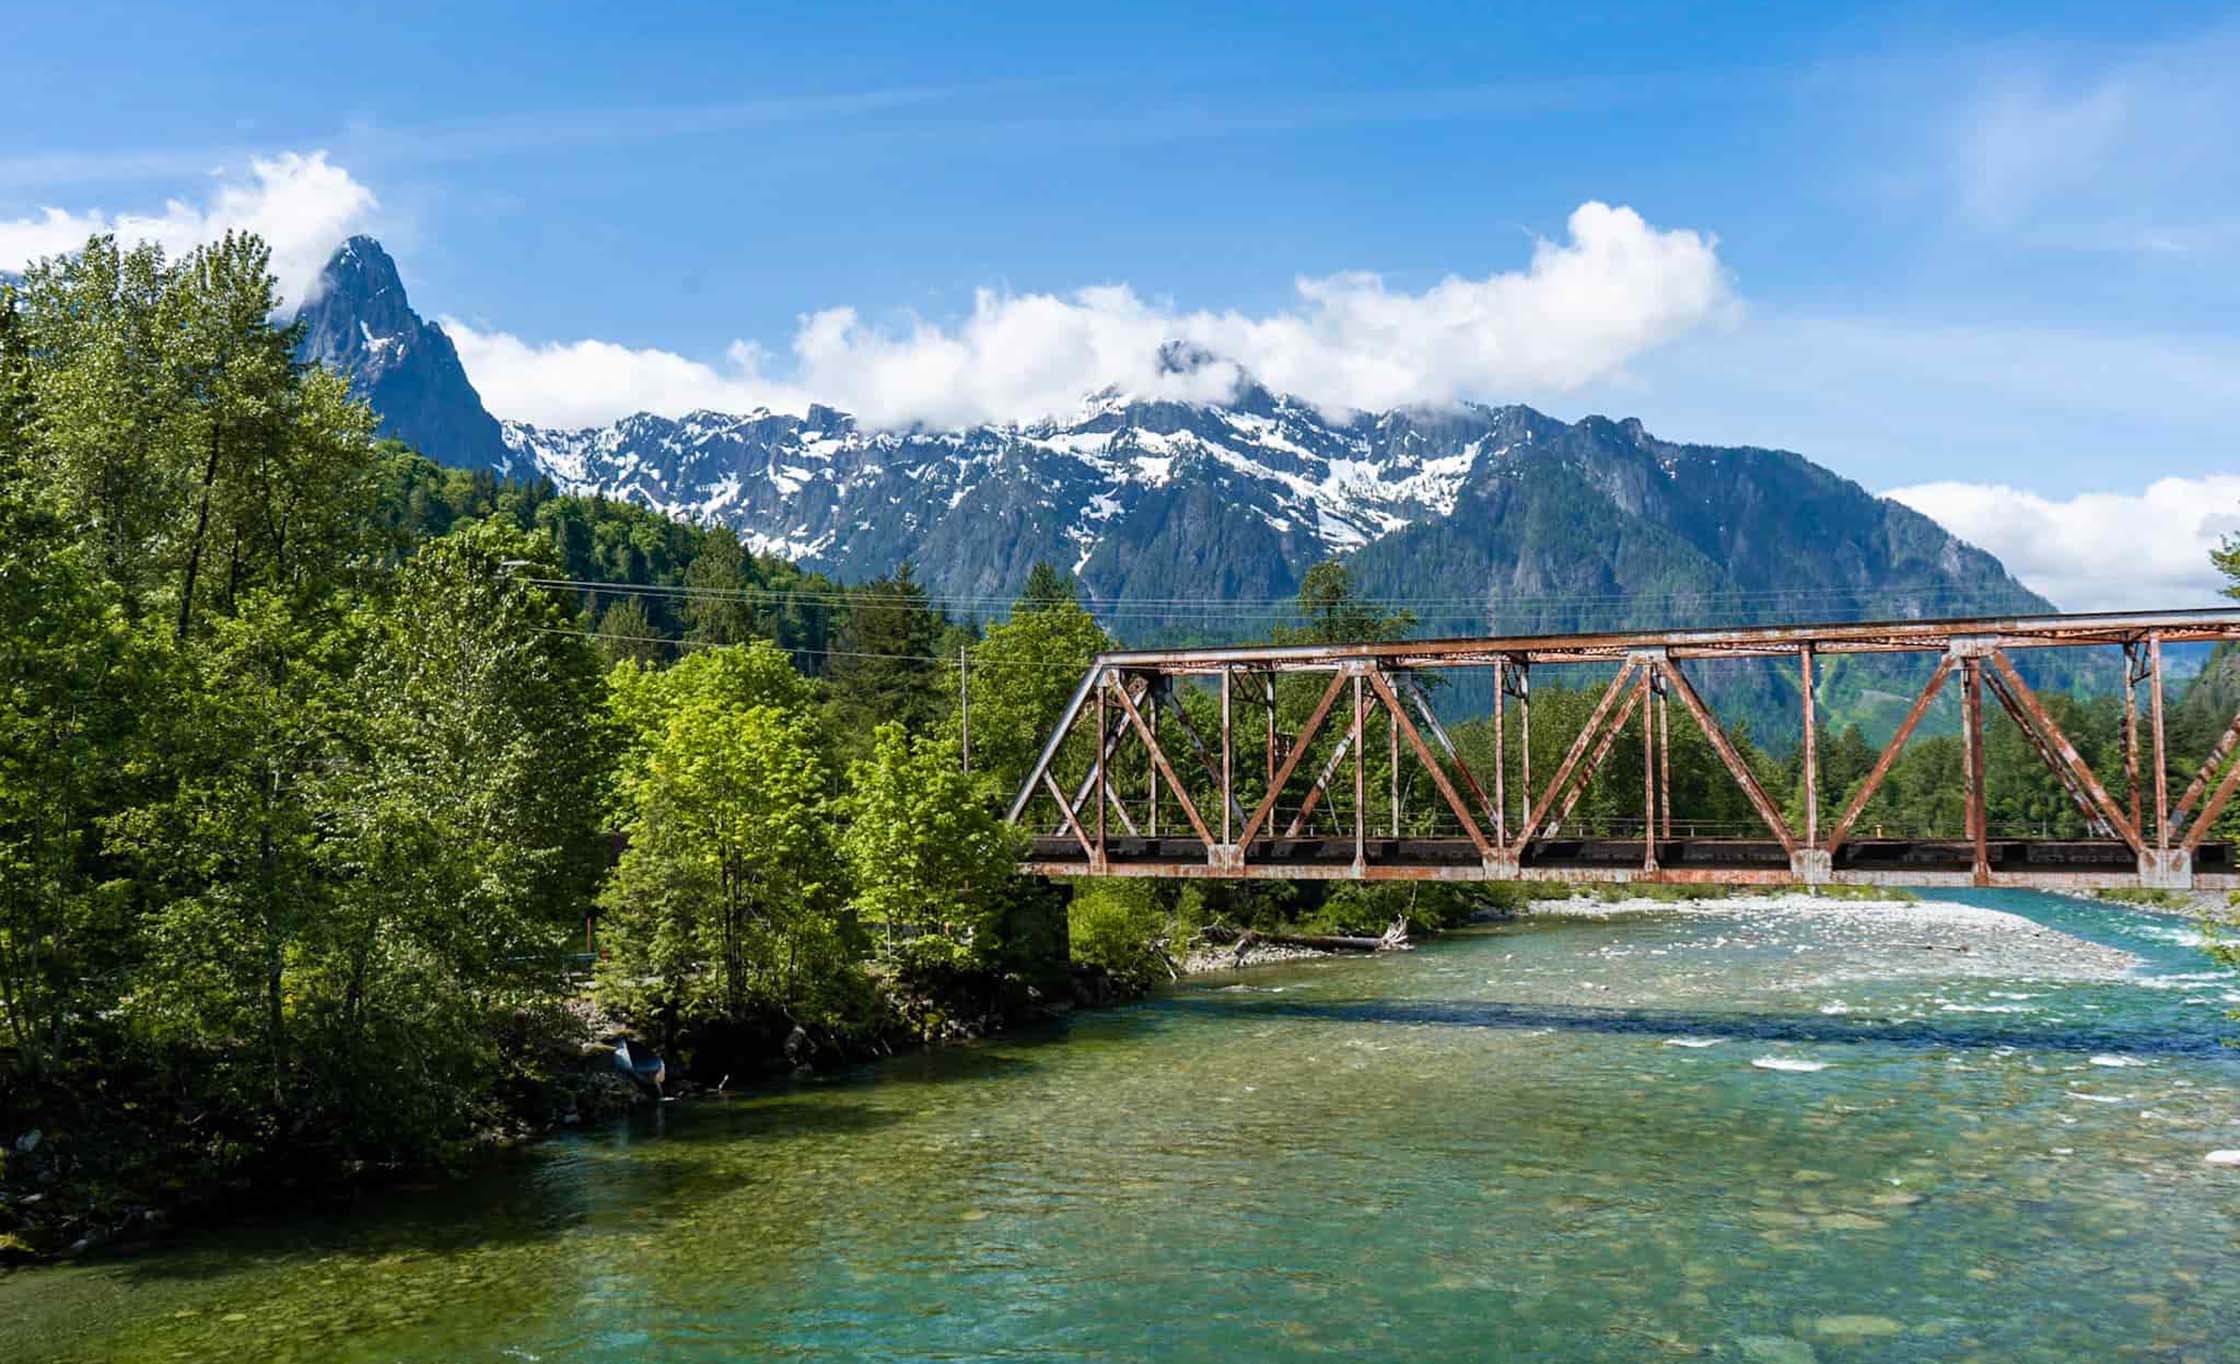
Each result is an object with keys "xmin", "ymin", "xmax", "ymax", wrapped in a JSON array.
[{"xmin": 2095, "ymin": 887, "xmax": 2192, "ymax": 909}]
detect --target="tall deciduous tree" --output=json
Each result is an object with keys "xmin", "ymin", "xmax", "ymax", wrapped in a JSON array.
[
  {"xmin": 599, "ymin": 671, "xmax": 854, "ymax": 1039},
  {"xmin": 842, "ymin": 722, "xmax": 1020, "ymax": 966}
]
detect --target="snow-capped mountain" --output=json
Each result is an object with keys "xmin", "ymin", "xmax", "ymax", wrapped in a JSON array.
[{"xmin": 298, "ymin": 237, "xmax": 2052, "ymax": 641}]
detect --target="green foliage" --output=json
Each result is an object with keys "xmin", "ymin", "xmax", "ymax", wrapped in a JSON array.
[
  {"xmin": 599, "ymin": 667, "xmax": 857, "ymax": 1039},
  {"xmin": 828, "ymin": 561, "xmax": 948, "ymax": 739},
  {"xmin": 841, "ymin": 723, "xmax": 1020, "ymax": 971},
  {"xmin": 961, "ymin": 563, "xmax": 1111, "ymax": 795},
  {"xmin": 1067, "ymin": 881, "xmax": 1173, "ymax": 987},
  {"xmin": 1281, "ymin": 559, "xmax": 1414, "ymax": 645}
]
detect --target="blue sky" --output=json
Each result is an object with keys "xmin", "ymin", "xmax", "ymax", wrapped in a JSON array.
[{"xmin": 5, "ymin": 1, "xmax": 2238, "ymax": 606}]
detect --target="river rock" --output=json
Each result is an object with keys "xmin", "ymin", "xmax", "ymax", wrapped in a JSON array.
[
  {"xmin": 2204, "ymin": 1150, "xmax": 2240, "ymax": 1166},
  {"xmin": 1736, "ymin": 1337, "xmax": 1816, "ymax": 1364},
  {"xmin": 1813, "ymin": 1315, "xmax": 1903, "ymax": 1338}
]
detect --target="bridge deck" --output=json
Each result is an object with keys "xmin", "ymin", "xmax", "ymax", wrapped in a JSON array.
[{"xmin": 1025, "ymin": 836, "xmax": 2237, "ymax": 889}]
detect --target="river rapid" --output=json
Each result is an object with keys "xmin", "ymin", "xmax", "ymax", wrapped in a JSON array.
[{"xmin": 3, "ymin": 889, "xmax": 2236, "ymax": 1362}]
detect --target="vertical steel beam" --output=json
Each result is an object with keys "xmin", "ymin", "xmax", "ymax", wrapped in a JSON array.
[
  {"xmin": 2123, "ymin": 642, "xmax": 2142, "ymax": 834},
  {"xmin": 1145, "ymin": 686, "xmax": 1159, "ymax": 839},
  {"xmin": 2151, "ymin": 634, "xmax": 2169, "ymax": 851},
  {"xmin": 1492, "ymin": 658, "xmax": 1508, "ymax": 848},
  {"xmin": 1518, "ymin": 664, "xmax": 1532, "ymax": 838},
  {"xmin": 1643, "ymin": 671, "xmax": 1658, "ymax": 872},
  {"xmin": 1388, "ymin": 695, "xmax": 1400, "ymax": 837},
  {"xmin": 1800, "ymin": 645, "xmax": 1818, "ymax": 847},
  {"xmin": 1351, "ymin": 673, "xmax": 1366, "ymax": 874},
  {"xmin": 1094, "ymin": 670, "xmax": 1107, "ymax": 865},
  {"xmin": 1657, "ymin": 683, "xmax": 1672, "ymax": 842},
  {"xmin": 1220, "ymin": 668, "xmax": 1232, "ymax": 847},
  {"xmin": 1264, "ymin": 671, "xmax": 1278, "ymax": 786},
  {"xmin": 1962, "ymin": 656, "xmax": 1988, "ymax": 884}
]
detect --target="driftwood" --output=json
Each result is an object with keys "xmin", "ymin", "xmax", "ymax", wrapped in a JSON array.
[{"xmin": 1198, "ymin": 916, "xmax": 1413, "ymax": 958}]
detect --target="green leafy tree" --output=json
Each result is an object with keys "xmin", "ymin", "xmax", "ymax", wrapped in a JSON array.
[
  {"xmin": 594, "ymin": 594, "xmax": 664, "ymax": 669},
  {"xmin": 680, "ymin": 526, "xmax": 762, "ymax": 646},
  {"xmin": 1283, "ymin": 559, "xmax": 1415, "ymax": 645},
  {"xmin": 599, "ymin": 696, "xmax": 854, "ymax": 1041},
  {"xmin": 607, "ymin": 639, "xmax": 818, "ymax": 794},
  {"xmin": 830, "ymin": 561, "xmax": 943, "ymax": 735},
  {"xmin": 842, "ymin": 722, "xmax": 1021, "ymax": 968}
]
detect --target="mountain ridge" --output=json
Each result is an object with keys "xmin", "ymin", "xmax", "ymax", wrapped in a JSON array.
[{"xmin": 295, "ymin": 237, "xmax": 2053, "ymax": 642}]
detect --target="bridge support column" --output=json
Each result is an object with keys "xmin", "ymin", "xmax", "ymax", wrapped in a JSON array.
[
  {"xmin": 1209, "ymin": 844, "xmax": 1243, "ymax": 874},
  {"xmin": 2139, "ymin": 848, "xmax": 2193, "ymax": 890},
  {"xmin": 1789, "ymin": 849, "xmax": 1832, "ymax": 886}
]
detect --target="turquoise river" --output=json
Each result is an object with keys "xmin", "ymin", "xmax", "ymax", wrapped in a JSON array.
[{"xmin": 3, "ymin": 890, "xmax": 2237, "ymax": 1362}]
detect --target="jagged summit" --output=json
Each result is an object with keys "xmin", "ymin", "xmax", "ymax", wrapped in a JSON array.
[{"xmin": 295, "ymin": 237, "xmax": 513, "ymax": 472}]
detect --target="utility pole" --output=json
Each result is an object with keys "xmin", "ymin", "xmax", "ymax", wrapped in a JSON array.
[{"xmin": 958, "ymin": 645, "xmax": 971, "ymax": 773}]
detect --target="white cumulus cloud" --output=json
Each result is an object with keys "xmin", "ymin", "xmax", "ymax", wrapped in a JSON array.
[
  {"xmin": 0, "ymin": 151, "xmax": 377, "ymax": 309},
  {"xmin": 1887, "ymin": 476, "xmax": 2240, "ymax": 612},
  {"xmin": 449, "ymin": 201, "xmax": 1733, "ymax": 430}
]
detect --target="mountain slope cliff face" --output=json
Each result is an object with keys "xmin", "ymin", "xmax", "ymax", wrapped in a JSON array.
[
  {"xmin": 299, "ymin": 237, "xmax": 2052, "ymax": 649},
  {"xmin": 294, "ymin": 236, "xmax": 513, "ymax": 472}
]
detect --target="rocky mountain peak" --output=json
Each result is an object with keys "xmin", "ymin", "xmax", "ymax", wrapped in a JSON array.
[{"xmin": 294, "ymin": 237, "xmax": 512, "ymax": 472}]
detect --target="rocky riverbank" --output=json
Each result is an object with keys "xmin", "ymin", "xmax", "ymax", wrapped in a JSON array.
[{"xmin": 1527, "ymin": 892, "xmax": 2144, "ymax": 981}]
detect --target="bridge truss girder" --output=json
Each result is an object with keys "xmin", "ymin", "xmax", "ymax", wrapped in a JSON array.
[{"xmin": 1006, "ymin": 608, "xmax": 2240, "ymax": 891}]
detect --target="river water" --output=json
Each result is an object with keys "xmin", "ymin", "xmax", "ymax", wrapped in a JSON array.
[{"xmin": 5, "ymin": 890, "xmax": 2237, "ymax": 1362}]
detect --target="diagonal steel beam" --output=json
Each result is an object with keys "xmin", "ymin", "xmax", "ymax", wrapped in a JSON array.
[
  {"xmin": 1284, "ymin": 728, "xmax": 1355, "ymax": 838},
  {"xmin": 1107, "ymin": 673, "xmax": 1215, "ymax": 849},
  {"xmin": 2173, "ymin": 702, "xmax": 2240, "ymax": 828},
  {"xmin": 1059, "ymin": 675, "xmax": 1149, "ymax": 835},
  {"xmin": 1658, "ymin": 656, "xmax": 1797, "ymax": 854},
  {"xmin": 1398, "ymin": 674, "xmax": 1497, "ymax": 835},
  {"xmin": 1367, "ymin": 668, "xmax": 1491, "ymax": 858},
  {"xmin": 1825, "ymin": 655, "xmax": 1953, "ymax": 857},
  {"xmin": 1008, "ymin": 664, "xmax": 1100, "ymax": 824},
  {"xmin": 1043, "ymin": 771, "xmax": 1097, "ymax": 862},
  {"xmin": 2182, "ymin": 732, "xmax": 2240, "ymax": 853},
  {"xmin": 1988, "ymin": 650, "xmax": 2143, "ymax": 855},
  {"xmin": 1510, "ymin": 657, "xmax": 1640, "ymax": 855},
  {"xmin": 1236, "ymin": 670, "xmax": 1350, "ymax": 852},
  {"xmin": 1983, "ymin": 665, "xmax": 2108, "ymax": 836},
  {"xmin": 1552, "ymin": 674, "xmax": 1647, "ymax": 836},
  {"xmin": 1155, "ymin": 678, "xmax": 1250, "ymax": 833}
]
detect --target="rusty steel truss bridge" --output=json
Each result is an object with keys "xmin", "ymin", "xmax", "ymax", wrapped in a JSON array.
[{"xmin": 1005, "ymin": 608, "xmax": 2240, "ymax": 892}]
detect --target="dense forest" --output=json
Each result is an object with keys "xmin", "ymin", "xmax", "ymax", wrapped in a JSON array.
[{"xmin": 1, "ymin": 231, "xmax": 2235, "ymax": 1262}]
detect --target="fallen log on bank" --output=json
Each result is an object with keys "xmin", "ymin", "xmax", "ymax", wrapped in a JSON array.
[{"xmin": 1197, "ymin": 916, "xmax": 1414, "ymax": 958}]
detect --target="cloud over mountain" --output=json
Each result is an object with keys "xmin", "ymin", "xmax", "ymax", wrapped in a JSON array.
[
  {"xmin": 1887, "ymin": 475, "xmax": 2240, "ymax": 612},
  {"xmin": 0, "ymin": 152, "xmax": 377, "ymax": 308},
  {"xmin": 449, "ymin": 201, "xmax": 1733, "ymax": 429}
]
